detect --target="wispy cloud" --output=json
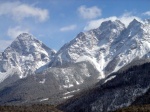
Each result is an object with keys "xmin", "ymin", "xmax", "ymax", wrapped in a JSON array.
[
  {"xmin": 84, "ymin": 12, "xmax": 141, "ymax": 30},
  {"xmin": 7, "ymin": 26, "xmax": 29, "ymax": 39},
  {"xmin": 143, "ymin": 11, "xmax": 150, "ymax": 16},
  {"xmin": 0, "ymin": 2, "xmax": 49, "ymax": 22},
  {"xmin": 78, "ymin": 5, "xmax": 101, "ymax": 19},
  {"xmin": 60, "ymin": 25, "xmax": 77, "ymax": 32}
]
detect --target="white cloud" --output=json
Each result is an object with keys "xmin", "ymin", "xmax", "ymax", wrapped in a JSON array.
[
  {"xmin": 0, "ymin": 40, "xmax": 12, "ymax": 51},
  {"xmin": 84, "ymin": 12, "xmax": 141, "ymax": 30},
  {"xmin": 143, "ymin": 11, "xmax": 150, "ymax": 16},
  {"xmin": 7, "ymin": 26, "xmax": 29, "ymax": 39},
  {"xmin": 0, "ymin": 2, "xmax": 49, "ymax": 22},
  {"xmin": 60, "ymin": 25, "xmax": 77, "ymax": 32},
  {"xmin": 78, "ymin": 5, "xmax": 101, "ymax": 19}
]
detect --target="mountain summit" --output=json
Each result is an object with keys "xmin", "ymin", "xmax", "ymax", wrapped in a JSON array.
[{"xmin": 0, "ymin": 33, "xmax": 56, "ymax": 86}]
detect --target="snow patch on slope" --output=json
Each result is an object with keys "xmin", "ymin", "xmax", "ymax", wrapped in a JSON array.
[{"xmin": 76, "ymin": 56, "xmax": 105, "ymax": 79}]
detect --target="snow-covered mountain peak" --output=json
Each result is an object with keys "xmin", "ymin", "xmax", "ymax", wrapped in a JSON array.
[
  {"xmin": 49, "ymin": 19, "xmax": 126, "ymax": 77},
  {"xmin": 49, "ymin": 19, "xmax": 150, "ymax": 80},
  {"xmin": 99, "ymin": 20, "xmax": 125, "ymax": 31},
  {"xmin": 126, "ymin": 19, "xmax": 149, "ymax": 39},
  {"xmin": 0, "ymin": 33, "xmax": 56, "ymax": 83},
  {"xmin": 9, "ymin": 33, "xmax": 41, "ymax": 53},
  {"xmin": 5, "ymin": 32, "xmax": 56, "ymax": 58},
  {"xmin": 95, "ymin": 20, "xmax": 125, "ymax": 41},
  {"xmin": 131, "ymin": 18, "xmax": 141, "ymax": 24},
  {"xmin": 16, "ymin": 33, "xmax": 35, "ymax": 40},
  {"xmin": 128, "ymin": 19, "xmax": 143, "ymax": 30}
]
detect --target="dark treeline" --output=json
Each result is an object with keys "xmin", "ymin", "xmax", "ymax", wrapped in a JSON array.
[
  {"xmin": 0, "ymin": 104, "xmax": 62, "ymax": 112},
  {"xmin": 59, "ymin": 62, "xmax": 150, "ymax": 112},
  {"xmin": 114, "ymin": 104, "xmax": 150, "ymax": 112}
]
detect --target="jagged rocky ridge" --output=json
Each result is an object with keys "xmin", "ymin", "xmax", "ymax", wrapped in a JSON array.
[{"xmin": 49, "ymin": 19, "xmax": 150, "ymax": 77}]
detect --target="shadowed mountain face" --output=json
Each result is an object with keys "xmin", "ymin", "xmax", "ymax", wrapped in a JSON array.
[{"xmin": 59, "ymin": 62, "xmax": 150, "ymax": 112}]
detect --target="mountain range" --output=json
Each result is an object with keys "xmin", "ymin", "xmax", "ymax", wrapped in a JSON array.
[{"xmin": 0, "ymin": 19, "xmax": 150, "ymax": 111}]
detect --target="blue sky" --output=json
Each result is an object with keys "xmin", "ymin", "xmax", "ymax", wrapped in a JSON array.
[{"xmin": 0, "ymin": 0, "xmax": 150, "ymax": 51}]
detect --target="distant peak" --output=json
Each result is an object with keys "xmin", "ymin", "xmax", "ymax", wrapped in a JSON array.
[
  {"xmin": 16, "ymin": 33, "xmax": 35, "ymax": 41},
  {"xmin": 99, "ymin": 19, "xmax": 125, "ymax": 30},
  {"xmin": 127, "ymin": 19, "xmax": 143, "ymax": 30},
  {"xmin": 129, "ymin": 19, "xmax": 142, "ymax": 26},
  {"xmin": 18, "ymin": 32, "xmax": 32, "ymax": 37},
  {"xmin": 132, "ymin": 18, "xmax": 140, "ymax": 23},
  {"xmin": 101, "ymin": 19, "xmax": 124, "ymax": 25},
  {"xmin": 8, "ymin": 33, "xmax": 40, "ymax": 51}
]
